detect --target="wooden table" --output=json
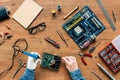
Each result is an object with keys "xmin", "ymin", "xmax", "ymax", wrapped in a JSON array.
[{"xmin": 0, "ymin": 0, "xmax": 120, "ymax": 80}]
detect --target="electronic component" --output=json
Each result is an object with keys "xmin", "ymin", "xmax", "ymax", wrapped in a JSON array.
[
  {"xmin": 57, "ymin": 5, "xmax": 61, "ymax": 11},
  {"xmin": 99, "ymin": 35, "xmax": 120, "ymax": 73},
  {"xmin": 41, "ymin": 52, "xmax": 61, "ymax": 71},
  {"xmin": 63, "ymin": 6, "xmax": 105, "ymax": 49},
  {"xmin": 51, "ymin": 9, "xmax": 56, "ymax": 15}
]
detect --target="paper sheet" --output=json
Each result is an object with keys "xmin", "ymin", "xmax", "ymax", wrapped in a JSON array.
[{"xmin": 12, "ymin": 0, "xmax": 43, "ymax": 29}]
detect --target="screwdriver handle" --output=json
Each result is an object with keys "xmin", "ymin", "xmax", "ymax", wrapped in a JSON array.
[
  {"xmin": 89, "ymin": 42, "xmax": 101, "ymax": 53},
  {"xmin": 45, "ymin": 37, "xmax": 60, "ymax": 48},
  {"xmin": 89, "ymin": 47, "xmax": 95, "ymax": 53}
]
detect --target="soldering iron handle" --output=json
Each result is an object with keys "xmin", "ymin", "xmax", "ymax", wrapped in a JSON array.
[{"xmin": 22, "ymin": 51, "xmax": 39, "ymax": 59}]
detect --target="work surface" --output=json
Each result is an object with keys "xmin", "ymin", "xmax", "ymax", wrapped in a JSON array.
[{"xmin": 1, "ymin": 0, "xmax": 120, "ymax": 80}]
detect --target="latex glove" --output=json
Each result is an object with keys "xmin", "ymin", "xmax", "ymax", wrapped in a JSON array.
[
  {"xmin": 27, "ymin": 52, "xmax": 41, "ymax": 70},
  {"xmin": 62, "ymin": 56, "xmax": 79, "ymax": 72}
]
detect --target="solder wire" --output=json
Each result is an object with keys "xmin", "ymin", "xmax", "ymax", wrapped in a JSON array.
[{"xmin": 0, "ymin": 39, "xmax": 28, "ymax": 77}]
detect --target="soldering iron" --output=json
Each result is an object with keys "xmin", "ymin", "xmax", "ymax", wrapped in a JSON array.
[{"xmin": 21, "ymin": 51, "xmax": 40, "ymax": 59}]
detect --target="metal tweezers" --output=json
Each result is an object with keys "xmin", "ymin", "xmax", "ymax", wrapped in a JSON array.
[{"xmin": 56, "ymin": 29, "xmax": 68, "ymax": 46}]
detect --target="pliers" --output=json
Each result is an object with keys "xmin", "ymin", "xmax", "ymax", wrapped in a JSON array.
[{"xmin": 78, "ymin": 53, "xmax": 92, "ymax": 65}]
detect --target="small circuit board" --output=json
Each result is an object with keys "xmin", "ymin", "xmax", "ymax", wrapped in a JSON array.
[
  {"xmin": 41, "ymin": 52, "xmax": 61, "ymax": 71},
  {"xmin": 62, "ymin": 6, "xmax": 105, "ymax": 49}
]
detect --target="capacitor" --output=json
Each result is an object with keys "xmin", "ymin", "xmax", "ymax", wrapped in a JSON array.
[
  {"xmin": 57, "ymin": 5, "xmax": 61, "ymax": 11},
  {"xmin": 51, "ymin": 9, "xmax": 56, "ymax": 16}
]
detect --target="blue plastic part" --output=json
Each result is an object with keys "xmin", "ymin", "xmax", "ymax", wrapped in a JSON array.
[
  {"xmin": 22, "ymin": 51, "xmax": 39, "ymax": 59},
  {"xmin": 62, "ymin": 6, "xmax": 105, "ymax": 49}
]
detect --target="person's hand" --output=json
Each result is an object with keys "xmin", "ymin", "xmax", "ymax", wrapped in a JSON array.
[
  {"xmin": 62, "ymin": 56, "xmax": 79, "ymax": 72},
  {"xmin": 27, "ymin": 52, "xmax": 41, "ymax": 70}
]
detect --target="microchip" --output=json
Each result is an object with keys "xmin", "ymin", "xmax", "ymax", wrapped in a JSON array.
[{"xmin": 74, "ymin": 25, "xmax": 83, "ymax": 35}]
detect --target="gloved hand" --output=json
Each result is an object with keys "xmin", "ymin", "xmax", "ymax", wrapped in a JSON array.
[{"xmin": 27, "ymin": 52, "xmax": 41, "ymax": 70}]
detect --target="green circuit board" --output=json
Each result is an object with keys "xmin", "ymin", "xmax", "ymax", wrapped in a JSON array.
[{"xmin": 41, "ymin": 52, "xmax": 61, "ymax": 71}]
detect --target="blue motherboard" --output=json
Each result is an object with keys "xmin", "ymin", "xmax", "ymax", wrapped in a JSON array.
[{"xmin": 63, "ymin": 6, "xmax": 105, "ymax": 49}]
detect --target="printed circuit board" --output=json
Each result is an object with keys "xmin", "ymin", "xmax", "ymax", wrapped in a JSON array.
[
  {"xmin": 41, "ymin": 52, "xmax": 61, "ymax": 71},
  {"xmin": 63, "ymin": 6, "xmax": 105, "ymax": 49}
]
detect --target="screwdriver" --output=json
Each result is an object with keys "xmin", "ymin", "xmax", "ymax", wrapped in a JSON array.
[
  {"xmin": 89, "ymin": 42, "xmax": 101, "ymax": 53},
  {"xmin": 44, "ymin": 37, "xmax": 60, "ymax": 48}
]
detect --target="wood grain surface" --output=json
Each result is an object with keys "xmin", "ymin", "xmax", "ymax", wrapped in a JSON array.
[{"xmin": 0, "ymin": 0, "xmax": 120, "ymax": 80}]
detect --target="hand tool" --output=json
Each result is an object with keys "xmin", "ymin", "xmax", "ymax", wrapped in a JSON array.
[
  {"xmin": 78, "ymin": 53, "xmax": 92, "ymax": 65},
  {"xmin": 90, "ymin": 70, "xmax": 102, "ymax": 80},
  {"xmin": 89, "ymin": 42, "xmax": 101, "ymax": 53},
  {"xmin": 96, "ymin": 0, "xmax": 116, "ymax": 31},
  {"xmin": 21, "ymin": 51, "xmax": 40, "ymax": 59},
  {"xmin": 13, "ymin": 59, "xmax": 26, "ymax": 78},
  {"xmin": 112, "ymin": 10, "xmax": 116, "ymax": 23},
  {"xmin": 44, "ymin": 37, "xmax": 60, "ymax": 48},
  {"xmin": 56, "ymin": 29, "xmax": 68, "ymax": 46},
  {"xmin": 97, "ymin": 63, "xmax": 115, "ymax": 80},
  {"xmin": 64, "ymin": 6, "xmax": 79, "ymax": 20}
]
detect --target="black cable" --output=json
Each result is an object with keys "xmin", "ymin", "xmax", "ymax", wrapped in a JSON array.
[{"xmin": 0, "ymin": 38, "xmax": 28, "ymax": 77}]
